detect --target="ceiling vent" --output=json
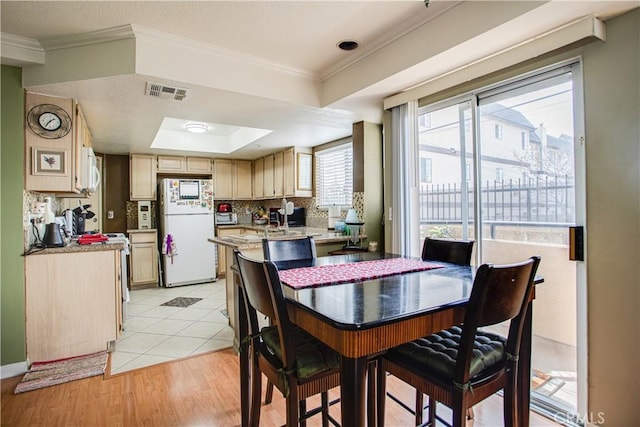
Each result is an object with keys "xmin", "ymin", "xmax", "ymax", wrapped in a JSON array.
[{"xmin": 145, "ymin": 82, "xmax": 189, "ymax": 101}]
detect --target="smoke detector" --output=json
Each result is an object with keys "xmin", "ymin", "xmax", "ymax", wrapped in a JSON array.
[{"xmin": 145, "ymin": 82, "xmax": 189, "ymax": 101}]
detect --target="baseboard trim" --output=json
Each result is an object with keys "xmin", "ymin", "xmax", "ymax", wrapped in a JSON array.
[{"xmin": 1, "ymin": 361, "xmax": 28, "ymax": 379}]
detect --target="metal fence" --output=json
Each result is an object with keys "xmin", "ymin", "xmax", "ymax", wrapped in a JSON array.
[{"xmin": 419, "ymin": 175, "xmax": 575, "ymax": 224}]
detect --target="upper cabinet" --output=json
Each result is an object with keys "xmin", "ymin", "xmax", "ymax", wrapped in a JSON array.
[
  {"xmin": 263, "ymin": 154, "xmax": 275, "ymax": 199},
  {"xmin": 186, "ymin": 157, "xmax": 212, "ymax": 174},
  {"xmin": 213, "ymin": 159, "xmax": 252, "ymax": 200},
  {"xmin": 130, "ymin": 154, "xmax": 157, "ymax": 200},
  {"xmin": 283, "ymin": 147, "xmax": 313, "ymax": 198},
  {"xmin": 213, "ymin": 159, "xmax": 233, "ymax": 199},
  {"xmin": 252, "ymin": 147, "xmax": 312, "ymax": 200},
  {"xmin": 273, "ymin": 151, "xmax": 284, "ymax": 198},
  {"xmin": 24, "ymin": 92, "xmax": 85, "ymax": 194},
  {"xmin": 253, "ymin": 157, "xmax": 264, "ymax": 199},
  {"xmin": 157, "ymin": 155, "xmax": 185, "ymax": 173},
  {"xmin": 157, "ymin": 155, "xmax": 212, "ymax": 174},
  {"xmin": 233, "ymin": 160, "xmax": 253, "ymax": 199}
]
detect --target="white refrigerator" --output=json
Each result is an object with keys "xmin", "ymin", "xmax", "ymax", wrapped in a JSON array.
[{"xmin": 160, "ymin": 178, "xmax": 216, "ymax": 287}]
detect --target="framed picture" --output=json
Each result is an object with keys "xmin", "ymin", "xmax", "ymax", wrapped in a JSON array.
[
  {"xmin": 297, "ymin": 153, "xmax": 313, "ymax": 190},
  {"xmin": 32, "ymin": 147, "xmax": 67, "ymax": 175}
]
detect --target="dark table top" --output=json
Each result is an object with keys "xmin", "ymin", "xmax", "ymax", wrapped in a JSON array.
[{"xmin": 275, "ymin": 252, "xmax": 474, "ymax": 331}]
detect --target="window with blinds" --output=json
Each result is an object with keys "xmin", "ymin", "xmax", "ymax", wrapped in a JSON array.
[{"xmin": 315, "ymin": 142, "xmax": 353, "ymax": 207}]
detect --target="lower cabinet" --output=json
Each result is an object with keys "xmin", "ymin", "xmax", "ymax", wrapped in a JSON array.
[
  {"xmin": 25, "ymin": 249, "xmax": 122, "ymax": 362},
  {"xmin": 215, "ymin": 227, "xmax": 259, "ymax": 276},
  {"xmin": 129, "ymin": 231, "xmax": 159, "ymax": 288}
]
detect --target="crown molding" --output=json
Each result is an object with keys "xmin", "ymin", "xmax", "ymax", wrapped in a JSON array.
[
  {"xmin": 39, "ymin": 24, "xmax": 135, "ymax": 51},
  {"xmin": 1, "ymin": 33, "xmax": 45, "ymax": 65}
]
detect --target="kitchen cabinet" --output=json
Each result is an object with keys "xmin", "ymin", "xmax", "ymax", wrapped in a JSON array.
[
  {"xmin": 263, "ymin": 154, "xmax": 274, "ymax": 198},
  {"xmin": 283, "ymin": 147, "xmax": 313, "ymax": 197},
  {"xmin": 233, "ymin": 160, "xmax": 253, "ymax": 199},
  {"xmin": 215, "ymin": 227, "xmax": 260, "ymax": 276},
  {"xmin": 25, "ymin": 92, "xmax": 83, "ymax": 194},
  {"xmin": 157, "ymin": 155, "xmax": 186, "ymax": 173},
  {"xmin": 213, "ymin": 159, "xmax": 233, "ymax": 199},
  {"xmin": 25, "ymin": 249, "xmax": 122, "ymax": 362},
  {"xmin": 130, "ymin": 154, "xmax": 157, "ymax": 200},
  {"xmin": 129, "ymin": 231, "xmax": 159, "ymax": 288},
  {"xmin": 75, "ymin": 103, "xmax": 93, "ymax": 149},
  {"xmin": 157, "ymin": 156, "xmax": 212, "ymax": 174},
  {"xmin": 253, "ymin": 157, "xmax": 264, "ymax": 199},
  {"xmin": 263, "ymin": 152, "xmax": 284, "ymax": 198},
  {"xmin": 186, "ymin": 156, "xmax": 212, "ymax": 173},
  {"xmin": 273, "ymin": 151, "xmax": 284, "ymax": 198}
]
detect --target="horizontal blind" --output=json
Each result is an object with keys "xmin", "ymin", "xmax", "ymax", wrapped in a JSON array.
[{"xmin": 315, "ymin": 142, "xmax": 353, "ymax": 207}]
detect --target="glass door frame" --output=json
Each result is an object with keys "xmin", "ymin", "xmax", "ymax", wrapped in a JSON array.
[{"xmin": 414, "ymin": 57, "xmax": 588, "ymax": 422}]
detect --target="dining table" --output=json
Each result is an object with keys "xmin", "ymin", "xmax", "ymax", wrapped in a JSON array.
[{"xmin": 235, "ymin": 251, "xmax": 541, "ymax": 427}]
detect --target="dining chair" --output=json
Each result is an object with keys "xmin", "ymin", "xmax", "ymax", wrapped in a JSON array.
[
  {"xmin": 262, "ymin": 236, "xmax": 317, "ymax": 262},
  {"xmin": 376, "ymin": 256, "xmax": 541, "ymax": 427},
  {"xmin": 261, "ymin": 236, "xmax": 317, "ymax": 405},
  {"xmin": 422, "ymin": 237, "xmax": 475, "ymax": 265},
  {"xmin": 385, "ymin": 237, "xmax": 475, "ymax": 424},
  {"xmin": 234, "ymin": 250, "xmax": 341, "ymax": 427}
]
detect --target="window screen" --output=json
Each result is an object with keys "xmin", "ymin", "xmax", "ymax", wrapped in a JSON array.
[{"xmin": 315, "ymin": 142, "xmax": 353, "ymax": 207}]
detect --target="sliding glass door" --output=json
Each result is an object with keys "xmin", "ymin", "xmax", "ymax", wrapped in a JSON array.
[{"xmin": 415, "ymin": 60, "xmax": 585, "ymax": 421}]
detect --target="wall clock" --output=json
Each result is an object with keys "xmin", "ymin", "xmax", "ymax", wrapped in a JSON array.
[{"xmin": 26, "ymin": 104, "xmax": 72, "ymax": 139}]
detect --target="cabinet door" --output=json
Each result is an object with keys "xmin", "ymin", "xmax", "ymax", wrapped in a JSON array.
[
  {"xmin": 216, "ymin": 227, "xmax": 244, "ymax": 276},
  {"xmin": 283, "ymin": 148, "xmax": 295, "ymax": 197},
  {"xmin": 25, "ymin": 250, "xmax": 119, "ymax": 361},
  {"xmin": 273, "ymin": 151, "xmax": 284, "ymax": 198},
  {"xmin": 253, "ymin": 157, "xmax": 264, "ymax": 199},
  {"xmin": 263, "ymin": 155, "xmax": 274, "ymax": 198},
  {"xmin": 131, "ymin": 242, "xmax": 159, "ymax": 286},
  {"xmin": 130, "ymin": 154, "xmax": 157, "ymax": 200},
  {"xmin": 157, "ymin": 156, "xmax": 186, "ymax": 173},
  {"xmin": 187, "ymin": 157, "xmax": 212, "ymax": 173},
  {"xmin": 233, "ymin": 160, "xmax": 253, "ymax": 199},
  {"xmin": 213, "ymin": 159, "xmax": 233, "ymax": 199},
  {"xmin": 25, "ymin": 93, "xmax": 79, "ymax": 193}
]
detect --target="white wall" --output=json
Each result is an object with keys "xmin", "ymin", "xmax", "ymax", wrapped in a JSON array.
[{"xmin": 582, "ymin": 9, "xmax": 639, "ymax": 425}]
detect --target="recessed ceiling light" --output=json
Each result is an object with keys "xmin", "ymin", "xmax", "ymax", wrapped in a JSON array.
[
  {"xmin": 185, "ymin": 122, "xmax": 209, "ymax": 134},
  {"xmin": 337, "ymin": 40, "xmax": 359, "ymax": 51}
]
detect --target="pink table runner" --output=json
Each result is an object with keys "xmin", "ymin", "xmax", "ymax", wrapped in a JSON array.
[{"xmin": 278, "ymin": 258, "xmax": 444, "ymax": 289}]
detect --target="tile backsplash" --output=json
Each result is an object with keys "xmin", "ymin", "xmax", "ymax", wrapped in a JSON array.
[
  {"xmin": 219, "ymin": 193, "xmax": 365, "ymax": 229},
  {"xmin": 125, "ymin": 201, "xmax": 158, "ymax": 230}
]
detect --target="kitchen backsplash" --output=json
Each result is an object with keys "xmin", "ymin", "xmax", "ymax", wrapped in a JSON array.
[
  {"xmin": 125, "ymin": 201, "xmax": 158, "ymax": 230},
  {"xmin": 218, "ymin": 192, "xmax": 365, "ymax": 229}
]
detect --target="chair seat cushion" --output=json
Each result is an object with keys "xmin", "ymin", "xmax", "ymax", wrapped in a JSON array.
[
  {"xmin": 261, "ymin": 325, "xmax": 340, "ymax": 381},
  {"xmin": 386, "ymin": 326, "xmax": 506, "ymax": 382}
]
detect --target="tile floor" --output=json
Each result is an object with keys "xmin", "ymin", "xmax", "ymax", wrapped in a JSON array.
[{"xmin": 109, "ymin": 279, "xmax": 234, "ymax": 375}]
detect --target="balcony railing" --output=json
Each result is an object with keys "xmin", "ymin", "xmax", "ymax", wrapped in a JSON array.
[{"xmin": 419, "ymin": 175, "xmax": 575, "ymax": 224}]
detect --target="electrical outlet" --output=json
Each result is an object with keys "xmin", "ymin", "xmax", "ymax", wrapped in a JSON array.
[{"xmin": 107, "ymin": 210, "xmax": 114, "ymax": 219}]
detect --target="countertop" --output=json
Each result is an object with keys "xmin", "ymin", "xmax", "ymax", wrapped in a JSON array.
[
  {"xmin": 24, "ymin": 239, "xmax": 127, "ymax": 256},
  {"xmin": 209, "ymin": 225, "xmax": 366, "ymax": 250},
  {"xmin": 127, "ymin": 228, "xmax": 157, "ymax": 233}
]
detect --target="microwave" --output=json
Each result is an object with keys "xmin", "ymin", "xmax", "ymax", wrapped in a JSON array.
[{"xmin": 80, "ymin": 147, "xmax": 100, "ymax": 193}]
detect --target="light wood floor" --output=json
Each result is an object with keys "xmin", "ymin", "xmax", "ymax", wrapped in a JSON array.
[{"xmin": 1, "ymin": 348, "xmax": 559, "ymax": 426}]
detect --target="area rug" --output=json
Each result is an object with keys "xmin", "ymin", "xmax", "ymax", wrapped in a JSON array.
[
  {"xmin": 14, "ymin": 350, "xmax": 108, "ymax": 394},
  {"xmin": 161, "ymin": 297, "xmax": 203, "ymax": 308}
]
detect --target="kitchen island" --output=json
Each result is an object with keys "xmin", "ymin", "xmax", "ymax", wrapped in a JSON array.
[{"xmin": 209, "ymin": 225, "xmax": 367, "ymax": 350}]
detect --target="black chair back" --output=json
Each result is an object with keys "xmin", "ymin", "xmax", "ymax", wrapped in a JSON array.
[
  {"xmin": 421, "ymin": 237, "xmax": 474, "ymax": 265},
  {"xmin": 262, "ymin": 236, "xmax": 317, "ymax": 262},
  {"xmin": 234, "ymin": 250, "xmax": 296, "ymax": 370},
  {"xmin": 454, "ymin": 256, "xmax": 540, "ymax": 383}
]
